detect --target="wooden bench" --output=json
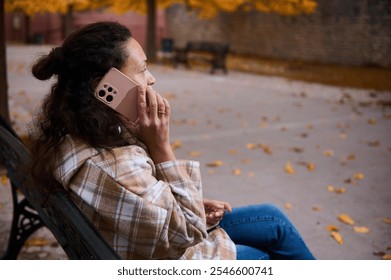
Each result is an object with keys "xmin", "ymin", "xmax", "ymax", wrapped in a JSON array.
[
  {"xmin": 0, "ymin": 119, "xmax": 120, "ymax": 259},
  {"xmin": 173, "ymin": 41, "xmax": 230, "ymax": 74}
]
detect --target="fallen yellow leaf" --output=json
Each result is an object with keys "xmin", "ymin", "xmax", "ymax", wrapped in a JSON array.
[
  {"xmin": 312, "ymin": 206, "xmax": 321, "ymax": 211},
  {"xmin": 323, "ymin": 150, "xmax": 335, "ymax": 157},
  {"xmin": 338, "ymin": 213, "xmax": 355, "ymax": 225},
  {"xmin": 259, "ymin": 144, "xmax": 272, "ymax": 155},
  {"xmin": 383, "ymin": 254, "xmax": 391, "ymax": 260},
  {"xmin": 353, "ymin": 172, "xmax": 365, "ymax": 180},
  {"xmin": 1, "ymin": 175, "xmax": 9, "ymax": 186},
  {"xmin": 171, "ymin": 140, "xmax": 182, "ymax": 150},
  {"xmin": 335, "ymin": 187, "xmax": 346, "ymax": 194},
  {"xmin": 246, "ymin": 143, "xmax": 257, "ymax": 150},
  {"xmin": 188, "ymin": 151, "xmax": 202, "ymax": 157},
  {"xmin": 247, "ymin": 172, "xmax": 256, "ymax": 177},
  {"xmin": 383, "ymin": 218, "xmax": 391, "ymax": 225},
  {"xmin": 344, "ymin": 178, "xmax": 352, "ymax": 184},
  {"xmin": 339, "ymin": 133, "xmax": 347, "ymax": 139},
  {"xmin": 228, "ymin": 149, "xmax": 238, "ymax": 155},
  {"xmin": 306, "ymin": 162, "xmax": 315, "ymax": 172},
  {"xmin": 285, "ymin": 161, "xmax": 295, "ymax": 174},
  {"xmin": 330, "ymin": 231, "xmax": 344, "ymax": 245},
  {"xmin": 326, "ymin": 225, "xmax": 339, "ymax": 232},
  {"xmin": 353, "ymin": 226, "xmax": 370, "ymax": 233},
  {"xmin": 291, "ymin": 147, "xmax": 304, "ymax": 153},
  {"xmin": 187, "ymin": 119, "xmax": 199, "ymax": 126},
  {"xmin": 368, "ymin": 118, "xmax": 377, "ymax": 125},
  {"xmin": 232, "ymin": 168, "xmax": 242, "ymax": 175},
  {"xmin": 259, "ymin": 121, "xmax": 268, "ymax": 128},
  {"xmin": 347, "ymin": 153, "xmax": 356, "ymax": 160},
  {"xmin": 24, "ymin": 238, "xmax": 49, "ymax": 247},
  {"xmin": 327, "ymin": 185, "xmax": 346, "ymax": 194},
  {"xmin": 206, "ymin": 160, "xmax": 224, "ymax": 167},
  {"xmin": 368, "ymin": 140, "xmax": 380, "ymax": 147},
  {"xmin": 285, "ymin": 203, "xmax": 292, "ymax": 210}
]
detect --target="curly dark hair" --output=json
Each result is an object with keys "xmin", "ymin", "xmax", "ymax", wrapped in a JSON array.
[{"xmin": 30, "ymin": 21, "xmax": 132, "ymax": 194}]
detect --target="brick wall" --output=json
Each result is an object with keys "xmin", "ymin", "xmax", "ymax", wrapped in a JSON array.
[{"xmin": 166, "ymin": 0, "xmax": 391, "ymax": 68}]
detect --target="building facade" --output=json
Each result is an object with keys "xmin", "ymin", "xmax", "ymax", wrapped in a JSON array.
[{"xmin": 5, "ymin": 9, "xmax": 167, "ymax": 49}]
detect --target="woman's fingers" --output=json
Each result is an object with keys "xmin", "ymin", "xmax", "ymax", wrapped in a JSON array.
[
  {"xmin": 204, "ymin": 198, "xmax": 232, "ymax": 212},
  {"xmin": 156, "ymin": 92, "xmax": 167, "ymax": 118},
  {"xmin": 141, "ymin": 86, "xmax": 169, "ymax": 121},
  {"xmin": 137, "ymin": 86, "xmax": 148, "ymax": 122},
  {"xmin": 146, "ymin": 86, "xmax": 158, "ymax": 118}
]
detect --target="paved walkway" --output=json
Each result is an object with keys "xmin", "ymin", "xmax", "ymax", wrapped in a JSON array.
[{"xmin": 1, "ymin": 45, "xmax": 391, "ymax": 259}]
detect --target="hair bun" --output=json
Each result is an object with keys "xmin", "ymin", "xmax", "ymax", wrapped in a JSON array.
[
  {"xmin": 50, "ymin": 47, "xmax": 64, "ymax": 75},
  {"xmin": 32, "ymin": 47, "xmax": 64, "ymax": 80}
]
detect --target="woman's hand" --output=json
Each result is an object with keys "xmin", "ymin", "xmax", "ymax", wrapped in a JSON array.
[
  {"xmin": 132, "ymin": 86, "xmax": 176, "ymax": 164},
  {"xmin": 204, "ymin": 198, "xmax": 232, "ymax": 225}
]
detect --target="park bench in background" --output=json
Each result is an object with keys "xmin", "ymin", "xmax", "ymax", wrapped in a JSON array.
[
  {"xmin": 173, "ymin": 41, "xmax": 230, "ymax": 74},
  {"xmin": 0, "ymin": 119, "xmax": 120, "ymax": 260}
]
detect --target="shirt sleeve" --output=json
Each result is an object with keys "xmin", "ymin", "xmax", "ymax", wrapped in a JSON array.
[{"xmin": 68, "ymin": 145, "xmax": 207, "ymax": 259}]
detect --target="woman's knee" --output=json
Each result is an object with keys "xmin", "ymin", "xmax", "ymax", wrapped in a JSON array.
[{"xmin": 245, "ymin": 203, "xmax": 288, "ymax": 221}]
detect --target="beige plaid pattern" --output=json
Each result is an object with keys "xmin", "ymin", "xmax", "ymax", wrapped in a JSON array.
[{"xmin": 53, "ymin": 135, "xmax": 236, "ymax": 259}]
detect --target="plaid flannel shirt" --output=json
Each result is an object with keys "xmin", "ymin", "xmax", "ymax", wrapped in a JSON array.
[{"xmin": 53, "ymin": 135, "xmax": 236, "ymax": 259}]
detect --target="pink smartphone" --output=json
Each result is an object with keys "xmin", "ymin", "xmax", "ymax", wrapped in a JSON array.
[{"xmin": 94, "ymin": 67, "xmax": 139, "ymax": 124}]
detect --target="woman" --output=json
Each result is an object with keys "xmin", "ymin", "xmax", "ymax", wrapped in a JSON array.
[{"xmin": 30, "ymin": 21, "xmax": 315, "ymax": 260}]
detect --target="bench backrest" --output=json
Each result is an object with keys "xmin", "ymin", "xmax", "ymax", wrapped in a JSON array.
[
  {"xmin": 186, "ymin": 41, "xmax": 230, "ymax": 56},
  {"xmin": 0, "ymin": 123, "xmax": 120, "ymax": 259}
]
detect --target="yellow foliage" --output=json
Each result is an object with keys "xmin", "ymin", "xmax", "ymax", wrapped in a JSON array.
[
  {"xmin": 6, "ymin": 0, "xmax": 317, "ymax": 18},
  {"xmin": 5, "ymin": 0, "xmax": 109, "ymax": 15}
]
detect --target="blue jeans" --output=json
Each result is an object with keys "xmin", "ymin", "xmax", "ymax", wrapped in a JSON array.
[{"xmin": 218, "ymin": 204, "xmax": 316, "ymax": 260}]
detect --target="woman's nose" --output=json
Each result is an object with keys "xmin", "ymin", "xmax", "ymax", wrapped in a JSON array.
[{"xmin": 147, "ymin": 70, "xmax": 156, "ymax": 86}]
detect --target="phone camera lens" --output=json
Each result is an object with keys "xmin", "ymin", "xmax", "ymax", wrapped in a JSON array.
[
  {"xmin": 98, "ymin": 90, "xmax": 106, "ymax": 97},
  {"xmin": 108, "ymin": 87, "xmax": 113, "ymax": 92},
  {"xmin": 106, "ymin": 95, "xmax": 114, "ymax": 102}
]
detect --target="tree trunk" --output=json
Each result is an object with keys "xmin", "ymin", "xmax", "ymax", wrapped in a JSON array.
[
  {"xmin": 0, "ymin": 0, "xmax": 10, "ymax": 123},
  {"xmin": 24, "ymin": 15, "xmax": 30, "ymax": 43},
  {"xmin": 62, "ymin": 4, "xmax": 74, "ymax": 39},
  {"xmin": 146, "ymin": 0, "xmax": 156, "ymax": 62}
]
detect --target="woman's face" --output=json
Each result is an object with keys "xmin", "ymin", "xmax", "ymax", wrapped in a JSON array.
[{"xmin": 120, "ymin": 38, "xmax": 156, "ymax": 90}]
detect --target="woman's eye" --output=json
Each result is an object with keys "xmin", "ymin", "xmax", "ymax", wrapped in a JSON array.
[{"xmin": 142, "ymin": 68, "xmax": 148, "ymax": 74}]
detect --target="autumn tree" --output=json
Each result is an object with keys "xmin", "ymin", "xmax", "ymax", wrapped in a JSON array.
[
  {"xmin": 1, "ymin": 0, "xmax": 9, "ymax": 122},
  {"xmin": 5, "ymin": 0, "xmax": 109, "ymax": 39}
]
